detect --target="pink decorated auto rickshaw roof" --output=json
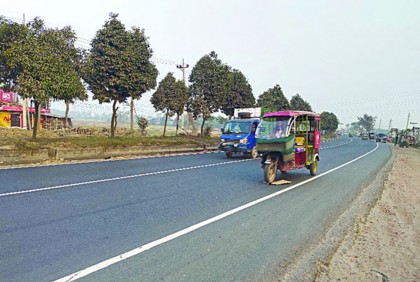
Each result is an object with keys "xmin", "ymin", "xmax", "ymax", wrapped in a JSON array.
[{"xmin": 263, "ymin": 110, "xmax": 321, "ymax": 119}]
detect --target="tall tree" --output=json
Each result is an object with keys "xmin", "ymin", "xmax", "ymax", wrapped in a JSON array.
[
  {"xmin": 256, "ymin": 84, "xmax": 290, "ymax": 111},
  {"xmin": 173, "ymin": 80, "xmax": 189, "ymax": 136},
  {"xmin": 220, "ymin": 68, "xmax": 255, "ymax": 119},
  {"xmin": 188, "ymin": 51, "xmax": 230, "ymax": 137},
  {"xmin": 0, "ymin": 17, "xmax": 27, "ymax": 89},
  {"xmin": 358, "ymin": 113, "xmax": 376, "ymax": 133},
  {"xmin": 2, "ymin": 17, "xmax": 86, "ymax": 139},
  {"xmin": 290, "ymin": 93, "xmax": 312, "ymax": 111},
  {"xmin": 52, "ymin": 26, "xmax": 88, "ymax": 128},
  {"xmin": 83, "ymin": 13, "xmax": 158, "ymax": 137},
  {"xmin": 150, "ymin": 72, "xmax": 188, "ymax": 136},
  {"xmin": 320, "ymin": 111, "xmax": 339, "ymax": 133}
]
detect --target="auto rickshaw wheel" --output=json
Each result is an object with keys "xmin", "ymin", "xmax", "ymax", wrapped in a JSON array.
[
  {"xmin": 264, "ymin": 162, "xmax": 277, "ymax": 184},
  {"xmin": 310, "ymin": 161, "xmax": 317, "ymax": 176},
  {"xmin": 251, "ymin": 147, "xmax": 258, "ymax": 159},
  {"xmin": 226, "ymin": 152, "xmax": 233, "ymax": 158}
]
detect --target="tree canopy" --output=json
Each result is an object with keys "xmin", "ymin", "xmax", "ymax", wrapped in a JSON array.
[
  {"xmin": 83, "ymin": 13, "xmax": 158, "ymax": 137},
  {"xmin": 357, "ymin": 113, "xmax": 376, "ymax": 133},
  {"xmin": 220, "ymin": 68, "xmax": 255, "ymax": 118},
  {"xmin": 188, "ymin": 51, "xmax": 230, "ymax": 136},
  {"xmin": 1, "ymin": 17, "xmax": 86, "ymax": 139},
  {"xmin": 151, "ymin": 72, "xmax": 188, "ymax": 136},
  {"xmin": 290, "ymin": 93, "xmax": 312, "ymax": 111},
  {"xmin": 320, "ymin": 111, "xmax": 339, "ymax": 133},
  {"xmin": 256, "ymin": 84, "xmax": 290, "ymax": 111}
]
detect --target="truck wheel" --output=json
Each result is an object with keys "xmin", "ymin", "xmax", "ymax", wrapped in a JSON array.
[
  {"xmin": 264, "ymin": 162, "xmax": 277, "ymax": 184},
  {"xmin": 226, "ymin": 152, "xmax": 233, "ymax": 158},
  {"xmin": 310, "ymin": 161, "xmax": 317, "ymax": 176},
  {"xmin": 251, "ymin": 147, "xmax": 258, "ymax": 159}
]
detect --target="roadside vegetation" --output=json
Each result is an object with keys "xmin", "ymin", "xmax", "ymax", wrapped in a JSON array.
[
  {"xmin": 1, "ymin": 14, "xmax": 343, "ymax": 141},
  {"xmin": 0, "ymin": 126, "xmax": 219, "ymax": 151}
]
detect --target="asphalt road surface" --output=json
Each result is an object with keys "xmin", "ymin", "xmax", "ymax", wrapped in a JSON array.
[{"xmin": 0, "ymin": 136, "xmax": 391, "ymax": 281}]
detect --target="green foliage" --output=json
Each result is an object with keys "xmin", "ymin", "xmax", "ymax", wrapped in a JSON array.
[
  {"xmin": 136, "ymin": 115, "xmax": 148, "ymax": 135},
  {"xmin": 150, "ymin": 72, "xmax": 188, "ymax": 136},
  {"xmin": 320, "ymin": 112, "xmax": 339, "ymax": 133},
  {"xmin": 290, "ymin": 93, "xmax": 312, "ymax": 111},
  {"xmin": 220, "ymin": 68, "xmax": 255, "ymax": 117},
  {"xmin": 188, "ymin": 51, "xmax": 231, "ymax": 137},
  {"xmin": 83, "ymin": 13, "xmax": 158, "ymax": 137},
  {"xmin": 256, "ymin": 84, "xmax": 290, "ymax": 111},
  {"xmin": 357, "ymin": 114, "xmax": 376, "ymax": 133},
  {"xmin": 0, "ymin": 17, "xmax": 27, "ymax": 89},
  {"xmin": 1, "ymin": 17, "xmax": 86, "ymax": 139}
]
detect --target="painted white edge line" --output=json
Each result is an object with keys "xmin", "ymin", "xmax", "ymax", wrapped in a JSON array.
[{"xmin": 55, "ymin": 142, "xmax": 379, "ymax": 282}]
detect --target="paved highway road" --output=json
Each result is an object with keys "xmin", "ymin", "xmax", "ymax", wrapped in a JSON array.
[{"xmin": 0, "ymin": 137, "xmax": 391, "ymax": 281}]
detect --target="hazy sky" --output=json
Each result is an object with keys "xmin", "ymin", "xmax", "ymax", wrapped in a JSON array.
[{"xmin": 3, "ymin": 0, "xmax": 420, "ymax": 129}]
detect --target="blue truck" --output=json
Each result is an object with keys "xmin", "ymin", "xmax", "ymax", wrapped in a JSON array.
[{"xmin": 219, "ymin": 108, "xmax": 261, "ymax": 158}]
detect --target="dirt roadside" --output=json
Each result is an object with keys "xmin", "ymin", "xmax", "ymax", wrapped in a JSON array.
[{"xmin": 316, "ymin": 146, "xmax": 420, "ymax": 281}]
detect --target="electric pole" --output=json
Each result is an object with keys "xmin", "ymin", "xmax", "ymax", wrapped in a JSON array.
[
  {"xmin": 21, "ymin": 13, "xmax": 32, "ymax": 130},
  {"xmin": 406, "ymin": 113, "xmax": 410, "ymax": 130},
  {"xmin": 176, "ymin": 59, "xmax": 193, "ymax": 130}
]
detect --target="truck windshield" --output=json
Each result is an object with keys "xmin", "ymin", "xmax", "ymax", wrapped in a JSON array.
[
  {"xmin": 256, "ymin": 116, "xmax": 292, "ymax": 139},
  {"xmin": 223, "ymin": 121, "xmax": 251, "ymax": 134}
]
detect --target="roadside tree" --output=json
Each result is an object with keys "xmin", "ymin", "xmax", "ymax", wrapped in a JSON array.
[
  {"xmin": 256, "ymin": 84, "xmax": 290, "ymax": 111},
  {"xmin": 357, "ymin": 114, "xmax": 376, "ymax": 133},
  {"xmin": 188, "ymin": 51, "xmax": 230, "ymax": 137},
  {"xmin": 151, "ymin": 73, "xmax": 188, "ymax": 136},
  {"xmin": 83, "ymin": 13, "xmax": 158, "ymax": 137},
  {"xmin": 290, "ymin": 93, "xmax": 312, "ymax": 111},
  {"xmin": 220, "ymin": 68, "xmax": 255, "ymax": 119},
  {"xmin": 2, "ymin": 17, "xmax": 86, "ymax": 139},
  {"xmin": 320, "ymin": 111, "xmax": 339, "ymax": 133}
]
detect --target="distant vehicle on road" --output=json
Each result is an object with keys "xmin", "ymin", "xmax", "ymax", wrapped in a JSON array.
[
  {"xmin": 368, "ymin": 132, "xmax": 375, "ymax": 140},
  {"xmin": 376, "ymin": 133, "xmax": 387, "ymax": 142},
  {"xmin": 219, "ymin": 108, "xmax": 261, "ymax": 158},
  {"xmin": 362, "ymin": 133, "xmax": 369, "ymax": 140}
]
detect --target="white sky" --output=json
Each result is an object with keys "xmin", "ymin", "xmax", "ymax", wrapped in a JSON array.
[{"xmin": 3, "ymin": 0, "xmax": 420, "ymax": 129}]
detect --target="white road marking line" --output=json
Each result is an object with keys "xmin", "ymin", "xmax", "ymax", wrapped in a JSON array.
[
  {"xmin": 0, "ymin": 159, "xmax": 253, "ymax": 198},
  {"xmin": 54, "ymin": 143, "xmax": 379, "ymax": 282}
]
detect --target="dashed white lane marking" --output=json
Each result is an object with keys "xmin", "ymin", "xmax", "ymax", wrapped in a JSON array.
[
  {"xmin": 0, "ymin": 159, "xmax": 253, "ymax": 198},
  {"xmin": 0, "ymin": 139, "xmax": 354, "ymax": 197},
  {"xmin": 54, "ymin": 143, "xmax": 379, "ymax": 282}
]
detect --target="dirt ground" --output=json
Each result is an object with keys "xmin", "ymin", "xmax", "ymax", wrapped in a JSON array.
[{"xmin": 317, "ymin": 146, "xmax": 420, "ymax": 281}]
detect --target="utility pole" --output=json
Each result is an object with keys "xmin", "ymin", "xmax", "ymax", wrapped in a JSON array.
[
  {"xmin": 378, "ymin": 118, "xmax": 382, "ymax": 131},
  {"xmin": 406, "ymin": 113, "xmax": 410, "ymax": 130},
  {"xmin": 176, "ymin": 59, "xmax": 192, "ymax": 130},
  {"xmin": 388, "ymin": 119, "xmax": 392, "ymax": 130},
  {"xmin": 21, "ymin": 13, "xmax": 29, "ymax": 130}
]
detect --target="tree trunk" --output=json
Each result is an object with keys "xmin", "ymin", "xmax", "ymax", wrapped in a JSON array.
[
  {"xmin": 163, "ymin": 112, "xmax": 168, "ymax": 137},
  {"xmin": 65, "ymin": 101, "xmax": 70, "ymax": 128},
  {"xmin": 188, "ymin": 112, "xmax": 196, "ymax": 133},
  {"xmin": 110, "ymin": 99, "xmax": 118, "ymax": 137},
  {"xmin": 32, "ymin": 100, "xmax": 41, "ymax": 140},
  {"xmin": 175, "ymin": 112, "xmax": 180, "ymax": 136},
  {"xmin": 130, "ymin": 97, "xmax": 134, "ymax": 131},
  {"xmin": 200, "ymin": 117, "xmax": 206, "ymax": 138}
]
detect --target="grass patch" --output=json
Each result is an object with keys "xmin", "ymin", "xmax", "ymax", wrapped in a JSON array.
[{"xmin": 0, "ymin": 127, "xmax": 219, "ymax": 152}]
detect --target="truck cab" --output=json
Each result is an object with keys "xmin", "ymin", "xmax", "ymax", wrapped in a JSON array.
[{"xmin": 219, "ymin": 108, "xmax": 261, "ymax": 158}]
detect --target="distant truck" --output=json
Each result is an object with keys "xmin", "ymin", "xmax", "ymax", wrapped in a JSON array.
[{"xmin": 219, "ymin": 108, "xmax": 261, "ymax": 158}]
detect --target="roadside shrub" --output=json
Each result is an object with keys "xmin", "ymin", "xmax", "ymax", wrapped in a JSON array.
[{"xmin": 136, "ymin": 115, "xmax": 148, "ymax": 136}]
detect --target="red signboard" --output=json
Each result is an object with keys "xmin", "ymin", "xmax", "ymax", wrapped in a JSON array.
[{"xmin": 0, "ymin": 89, "xmax": 18, "ymax": 103}]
